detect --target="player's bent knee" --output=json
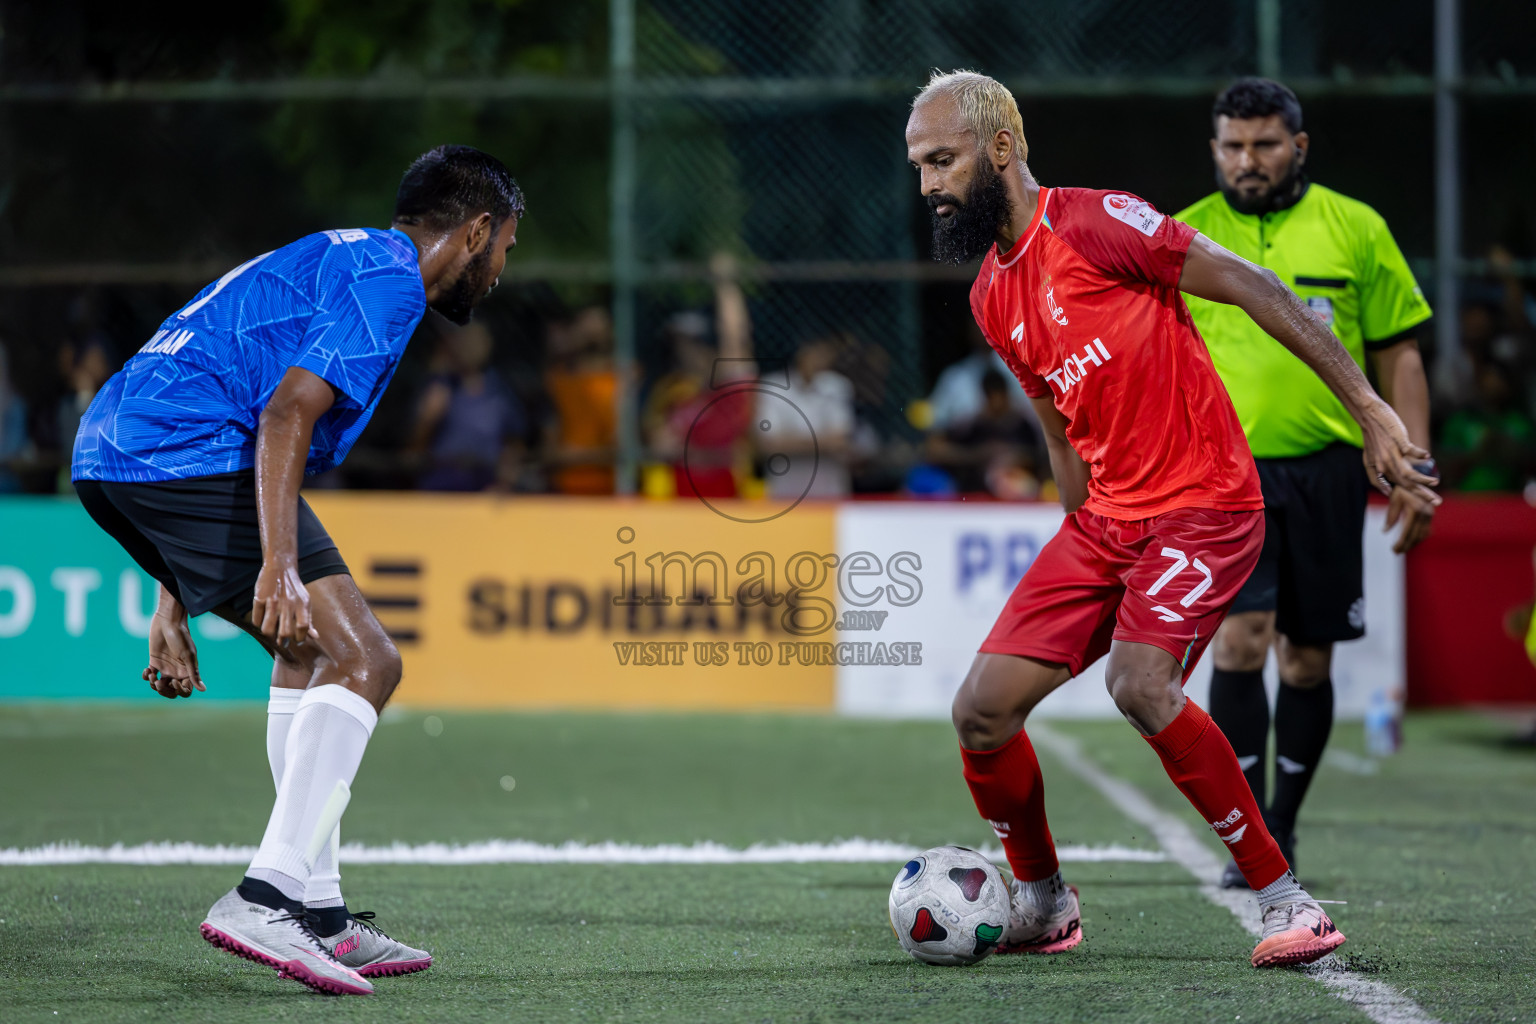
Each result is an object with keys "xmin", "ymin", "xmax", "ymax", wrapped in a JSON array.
[
  {"xmin": 365, "ymin": 640, "xmax": 404, "ymax": 700},
  {"xmin": 1213, "ymin": 636, "xmax": 1267, "ymax": 672},
  {"xmin": 952, "ymin": 710, "xmax": 1014, "ymax": 752},
  {"xmin": 1105, "ymin": 670, "xmax": 1170, "ymax": 720},
  {"xmin": 1276, "ymin": 640, "xmax": 1331, "ymax": 689},
  {"xmin": 1213, "ymin": 616, "xmax": 1270, "ymax": 672},
  {"xmin": 317, "ymin": 640, "xmax": 402, "ymax": 709},
  {"xmin": 1278, "ymin": 666, "xmax": 1329, "ymax": 690},
  {"xmin": 951, "ymin": 690, "xmax": 1017, "ymax": 752}
]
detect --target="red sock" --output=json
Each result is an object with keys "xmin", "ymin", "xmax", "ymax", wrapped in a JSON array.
[
  {"xmin": 960, "ymin": 729, "xmax": 1059, "ymax": 881},
  {"xmin": 1144, "ymin": 699, "xmax": 1290, "ymax": 889}
]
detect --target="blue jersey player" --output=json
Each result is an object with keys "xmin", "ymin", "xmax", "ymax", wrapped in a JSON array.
[{"xmin": 71, "ymin": 145, "xmax": 524, "ymax": 995}]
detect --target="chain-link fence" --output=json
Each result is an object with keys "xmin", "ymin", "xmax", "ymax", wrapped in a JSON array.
[{"xmin": 2, "ymin": 0, "xmax": 1534, "ymax": 494}]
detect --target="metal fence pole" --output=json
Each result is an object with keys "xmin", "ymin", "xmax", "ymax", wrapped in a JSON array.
[
  {"xmin": 610, "ymin": 0, "xmax": 639, "ymax": 495},
  {"xmin": 1434, "ymin": 0, "xmax": 1461, "ymax": 381},
  {"xmin": 1256, "ymin": 0, "xmax": 1282, "ymax": 78}
]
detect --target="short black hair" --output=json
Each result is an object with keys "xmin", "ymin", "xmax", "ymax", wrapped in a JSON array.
[
  {"xmin": 393, "ymin": 145, "xmax": 525, "ymax": 233},
  {"xmin": 1212, "ymin": 77, "xmax": 1303, "ymax": 135},
  {"xmin": 981, "ymin": 368, "xmax": 1008, "ymax": 395}
]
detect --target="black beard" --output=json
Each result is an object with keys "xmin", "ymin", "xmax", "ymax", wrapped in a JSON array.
[
  {"xmin": 1218, "ymin": 155, "xmax": 1308, "ymax": 216},
  {"xmin": 929, "ymin": 161, "xmax": 1013, "ymax": 264},
  {"xmin": 431, "ymin": 244, "xmax": 494, "ymax": 326}
]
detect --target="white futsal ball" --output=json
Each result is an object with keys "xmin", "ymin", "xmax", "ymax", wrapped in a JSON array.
[{"xmin": 888, "ymin": 845, "xmax": 1010, "ymax": 966}]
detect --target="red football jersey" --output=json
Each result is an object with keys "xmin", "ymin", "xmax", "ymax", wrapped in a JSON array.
[{"xmin": 969, "ymin": 186, "xmax": 1262, "ymax": 520}]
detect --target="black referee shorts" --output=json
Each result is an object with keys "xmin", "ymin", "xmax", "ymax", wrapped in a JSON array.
[
  {"xmin": 75, "ymin": 472, "xmax": 350, "ymax": 620},
  {"xmin": 1228, "ymin": 442, "xmax": 1369, "ymax": 646}
]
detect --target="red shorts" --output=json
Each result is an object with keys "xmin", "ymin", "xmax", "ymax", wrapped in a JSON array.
[{"xmin": 980, "ymin": 507, "xmax": 1264, "ymax": 681}]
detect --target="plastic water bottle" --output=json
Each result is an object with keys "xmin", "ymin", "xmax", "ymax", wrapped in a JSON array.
[{"xmin": 1364, "ymin": 688, "xmax": 1402, "ymax": 756}]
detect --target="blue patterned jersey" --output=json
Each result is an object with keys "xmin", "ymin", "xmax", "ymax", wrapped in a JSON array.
[{"xmin": 72, "ymin": 228, "xmax": 426, "ymax": 483}]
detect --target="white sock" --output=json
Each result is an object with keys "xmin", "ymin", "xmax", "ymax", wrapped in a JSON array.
[
  {"xmin": 1255, "ymin": 869, "xmax": 1309, "ymax": 908},
  {"xmin": 247, "ymin": 685, "xmax": 376, "ymax": 902},
  {"xmin": 306, "ymin": 827, "xmax": 345, "ymax": 908},
  {"xmin": 1016, "ymin": 871, "xmax": 1070, "ymax": 914},
  {"xmin": 266, "ymin": 686, "xmax": 345, "ymax": 907},
  {"xmin": 266, "ymin": 687, "xmax": 302, "ymax": 789}
]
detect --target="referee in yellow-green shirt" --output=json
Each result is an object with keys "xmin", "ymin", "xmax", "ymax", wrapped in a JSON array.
[{"xmin": 1178, "ymin": 79, "xmax": 1435, "ymax": 889}]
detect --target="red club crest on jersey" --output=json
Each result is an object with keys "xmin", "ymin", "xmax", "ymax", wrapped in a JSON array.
[{"xmin": 1044, "ymin": 275, "xmax": 1069, "ymax": 326}]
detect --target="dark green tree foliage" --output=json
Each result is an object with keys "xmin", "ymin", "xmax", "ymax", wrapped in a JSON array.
[
  {"xmin": 266, "ymin": 0, "xmax": 609, "ymax": 259},
  {"xmin": 262, "ymin": 0, "xmax": 748, "ymax": 267}
]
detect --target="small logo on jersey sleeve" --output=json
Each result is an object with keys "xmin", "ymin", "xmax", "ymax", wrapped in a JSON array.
[
  {"xmin": 1306, "ymin": 295, "xmax": 1335, "ymax": 328},
  {"xmin": 324, "ymin": 228, "xmax": 372, "ymax": 245},
  {"xmin": 1102, "ymin": 194, "xmax": 1164, "ymax": 236}
]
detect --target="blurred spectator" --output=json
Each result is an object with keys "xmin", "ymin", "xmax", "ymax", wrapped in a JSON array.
[
  {"xmin": 409, "ymin": 322, "xmax": 528, "ymax": 491},
  {"xmin": 1436, "ymin": 246, "xmax": 1535, "ymax": 414},
  {"xmin": 832, "ymin": 334, "xmax": 900, "ymax": 493},
  {"xmin": 56, "ymin": 337, "xmax": 114, "ymax": 491},
  {"xmin": 925, "ymin": 322, "xmax": 1036, "ymax": 430},
  {"xmin": 642, "ymin": 252, "xmax": 756, "ymax": 499},
  {"xmin": 1439, "ymin": 363, "xmax": 1536, "ymax": 491},
  {"xmin": 544, "ymin": 306, "xmax": 618, "ymax": 495},
  {"xmin": 0, "ymin": 342, "xmax": 32, "ymax": 493},
  {"xmin": 902, "ymin": 464, "xmax": 959, "ymax": 499},
  {"xmin": 924, "ymin": 368, "xmax": 1042, "ymax": 496},
  {"xmin": 760, "ymin": 334, "xmax": 854, "ymax": 500}
]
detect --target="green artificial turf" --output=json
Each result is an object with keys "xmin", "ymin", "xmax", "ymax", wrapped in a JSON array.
[{"xmin": 0, "ymin": 706, "xmax": 1531, "ymax": 1023}]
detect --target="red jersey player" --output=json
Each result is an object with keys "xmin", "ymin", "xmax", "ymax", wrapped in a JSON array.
[{"xmin": 905, "ymin": 71, "xmax": 1440, "ymax": 968}]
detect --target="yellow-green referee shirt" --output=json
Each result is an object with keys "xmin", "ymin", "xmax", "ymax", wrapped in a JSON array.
[{"xmin": 1177, "ymin": 184, "xmax": 1432, "ymax": 458}]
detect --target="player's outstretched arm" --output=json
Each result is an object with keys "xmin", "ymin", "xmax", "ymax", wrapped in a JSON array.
[
  {"xmin": 1032, "ymin": 396, "xmax": 1089, "ymax": 513},
  {"xmin": 252, "ymin": 367, "xmax": 336, "ymax": 650},
  {"xmin": 1178, "ymin": 234, "xmax": 1440, "ymax": 512},
  {"xmin": 144, "ymin": 585, "xmax": 204, "ymax": 698}
]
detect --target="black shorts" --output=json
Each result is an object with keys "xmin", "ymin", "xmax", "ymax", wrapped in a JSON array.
[
  {"xmin": 1228, "ymin": 442, "xmax": 1368, "ymax": 645},
  {"xmin": 74, "ymin": 472, "xmax": 350, "ymax": 619}
]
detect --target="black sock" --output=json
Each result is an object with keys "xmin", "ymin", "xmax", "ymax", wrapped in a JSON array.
[
  {"xmin": 307, "ymin": 904, "xmax": 352, "ymax": 938},
  {"xmin": 1269, "ymin": 678, "xmax": 1334, "ymax": 838},
  {"xmin": 237, "ymin": 877, "xmax": 304, "ymax": 915},
  {"xmin": 1208, "ymin": 667, "xmax": 1269, "ymax": 808}
]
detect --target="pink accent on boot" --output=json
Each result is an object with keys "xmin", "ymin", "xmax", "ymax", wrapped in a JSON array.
[{"xmin": 200, "ymin": 923, "xmax": 372, "ymax": 995}]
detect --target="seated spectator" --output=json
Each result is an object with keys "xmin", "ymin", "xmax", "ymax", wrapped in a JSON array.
[
  {"xmin": 926, "ymin": 323, "xmax": 1037, "ymax": 430},
  {"xmin": 643, "ymin": 252, "xmax": 756, "ymax": 499},
  {"xmin": 984, "ymin": 449, "xmax": 1043, "ymax": 500},
  {"xmin": 1435, "ymin": 246, "xmax": 1535, "ymax": 412},
  {"xmin": 832, "ymin": 334, "xmax": 901, "ymax": 494},
  {"xmin": 0, "ymin": 342, "xmax": 31, "ymax": 493},
  {"xmin": 56, "ymin": 337, "xmax": 114, "ymax": 492},
  {"xmin": 759, "ymin": 334, "xmax": 854, "ymax": 501},
  {"xmin": 410, "ymin": 322, "xmax": 528, "ymax": 491},
  {"xmin": 544, "ymin": 306, "xmax": 618, "ymax": 495},
  {"xmin": 925, "ymin": 368, "xmax": 1042, "ymax": 494},
  {"xmin": 1440, "ymin": 363, "xmax": 1536, "ymax": 491}
]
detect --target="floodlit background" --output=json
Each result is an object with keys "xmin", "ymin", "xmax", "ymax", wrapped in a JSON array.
[
  {"xmin": 1, "ymin": 0, "xmax": 1533, "ymax": 713},
  {"xmin": 1, "ymin": 4, "xmax": 1534, "ymax": 1023}
]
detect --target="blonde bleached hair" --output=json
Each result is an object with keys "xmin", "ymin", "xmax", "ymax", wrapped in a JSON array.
[{"xmin": 914, "ymin": 70, "xmax": 1028, "ymax": 163}]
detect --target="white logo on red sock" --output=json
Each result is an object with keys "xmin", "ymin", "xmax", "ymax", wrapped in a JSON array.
[{"xmin": 1208, "ymin": 807, "xmax": 1243, "ymax": 830}]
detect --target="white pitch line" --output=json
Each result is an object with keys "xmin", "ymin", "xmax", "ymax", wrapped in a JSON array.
[
  {"xmin": 1032, "ymin": 724, "xmax": 1441, "ymax": 1024},
  {"xmin": 0, "ymin": 839, "xmax": 1166, "ymax": 867}
]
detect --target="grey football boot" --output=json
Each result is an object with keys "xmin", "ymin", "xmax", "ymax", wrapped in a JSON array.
[
  {"xmin": 320, "ymin": 911, "xmax": 433, "ymax": 977},
  {"xmin": 200, "ymin": 888, "xmax": 373, "ymax": 995}
]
